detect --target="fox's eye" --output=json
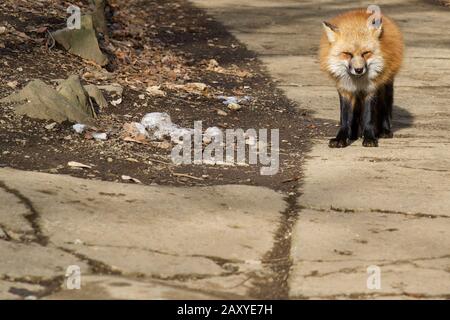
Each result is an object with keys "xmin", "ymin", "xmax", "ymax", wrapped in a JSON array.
[
  {"xmin": 342, "ymin": 52, "xmax": 353, "ymax": 58},
  {"xmin": 362, "ymin": 51, "xmax": 372, "ymax": 57}
]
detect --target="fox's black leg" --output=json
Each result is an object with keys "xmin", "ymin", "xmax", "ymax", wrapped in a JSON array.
[
  {"xmin": 362, "ymin": 94, "xmax": 379, "ymax": 147},
  {"xmin": 329, "ymin": 93, "xmax": 354, "ymax": 148},
  {"xmin": 350, "ymin": 100, "xmax": 361, "ymax": 140},
  {"xmin": 379, "ymin": 82, "xmax": 394, "ymax": 138}
]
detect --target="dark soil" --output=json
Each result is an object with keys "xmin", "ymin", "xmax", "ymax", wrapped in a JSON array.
[{"xmin": 0, "ymin": 0, "xmax": 334, "ymax": 193}]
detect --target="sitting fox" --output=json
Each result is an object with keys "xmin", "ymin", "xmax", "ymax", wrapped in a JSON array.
[{"xmin": 319, "ymin": 9, "xmax": 403, "ymax": 147}]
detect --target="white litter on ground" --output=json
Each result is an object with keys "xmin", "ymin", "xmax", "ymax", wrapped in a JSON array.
[
  {"xmin": 141, "ymin": 112, "xmax": 193, "ymax": 144},
  {"xmin": 92, "ymin": 132, "xmax": 108, "ymax": 141},
  {"xmin": 72, "ymin": 123, "xmax": 87, "ymax": 134},
  {"xmin": 217, "ymin": 95, "xmax": 251, "ymax": 105}
]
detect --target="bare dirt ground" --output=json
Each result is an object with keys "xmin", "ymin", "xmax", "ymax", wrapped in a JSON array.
[{"xmin": 0, "ymin": 0, "xmax": 331, "ymax": 192}]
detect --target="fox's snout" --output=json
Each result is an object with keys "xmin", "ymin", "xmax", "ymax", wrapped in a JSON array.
[{"xmin": 349, "ymin": 57, "xmax": 367, "ymax": 76}]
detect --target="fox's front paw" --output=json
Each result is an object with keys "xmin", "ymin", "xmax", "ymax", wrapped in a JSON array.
[
  {"xmin": 362, "ymin": 138, "xmax": 378, "ymax": 147},
  {"xmin": 329, "ymin": 138, "xmax": 348, "ymax": 148}
]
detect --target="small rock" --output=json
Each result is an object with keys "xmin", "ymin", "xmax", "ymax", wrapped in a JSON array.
[
  {"xmin": 138, "ymin": 94, "xmax": 145, "ymax": 100},
  {"xmin": 227, "ymin": 102, "xmax": 242, "ymax": 111},
  {"xmin": 0, "ymin": 26, "xmax": 7, "ymax": 34},
  {"xmin": 98, "ymin": 83, "xmax": 123, "ymax": 97},
  {"xmin": 217, "ymin": 109, "xmax": 228, "ymax": 116},
  {"xmin": 146, "ymin": 85, "xmax": 166, "ymax": 97},
  {"xmin": 17, "ymin": 67, "xmax": 23, "ymax": 72},
  {"xmin": 6, "ymin": 81, "xmax": 18, "ymax": 89},
  {"xmin": 92, "ymin": 132, "xmax": 107, "ymax": 141},
  {"xmin": 45, "ymin": 122, "xmax": 57, "ymax": 130},
  {"xmin": 107, "ymin": 157, "xmax": 113, "ymax": 162}
]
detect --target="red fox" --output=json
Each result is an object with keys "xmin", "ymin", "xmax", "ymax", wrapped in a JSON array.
[{"xmin": 319, "ymin": 9, "xmax": 403, "ymax": 147}]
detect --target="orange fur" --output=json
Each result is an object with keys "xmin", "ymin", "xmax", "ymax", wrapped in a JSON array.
[{"xmin": 319, "ymin": 9, "xmax": 403, "ymax": 93}]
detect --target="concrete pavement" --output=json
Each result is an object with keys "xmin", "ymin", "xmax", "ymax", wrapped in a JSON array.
[
  {"xmin": 192, "ymin": 0, "xmax": 450, "ymax": 298},
  {"xmin": 0, "ymin": 168, "xmax": 285, "ymax": 299}
]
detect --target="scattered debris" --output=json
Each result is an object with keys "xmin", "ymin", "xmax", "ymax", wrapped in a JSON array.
[
  {"xmin": 111, "ymin": 97, "xmax": 123, "ymax": 106},
  {"xmin": 73, "ymin": 123, "xmax": 87, "ymax": 134},
  {"xmin": 218, "ymin": 95, "xmax": 251, "ymax": 105},
  {"xmin": 68, "ymin": 161, "xmax": 92, "ymax": 169},
  {"xmin": 227, "ymin": 102, "xmax": 242, "ymax": 111},
  {"xmin": 146, "ymin": 85, "xmax": 166, "ymax": 97},
  {"xmin": 141, "ymin": 112, "xmax": 192, "ymax": 143},
  {"xmin": 6, "ymin": 80, "xmax": 18, "ymax": 89},
  {"xmin": 98, "ymin": 84, "xmax": 123, "ymax": 97},
  {"xmin": 44, "ymin": 122, "xmax": 57, "ymax": 130},
  {"xmin": 166, "ymin": 82, "xmax": 209, "ymax": 95},
  {"xmin": 121, "ymin": 175, "xmax": 142, "ymax": 184},
  {"xmin": 206, "ymin": 59, "xmax": 252, "ymax": 78},
  {"xmin": 121, "ymin": 122, "xmax": 149, "ymax": 144},
  {"xmin": 92, "ymin": 132, "xmax": 108, "ymax": 141}
]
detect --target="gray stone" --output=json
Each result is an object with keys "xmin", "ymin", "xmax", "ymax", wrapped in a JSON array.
[
  {"xmin": 84, "ymin": 84, "xmax": 108, "ymax": 109},
  {"xmin": 0, "ymin": 79, "xmax": 94, "ymax": 124},
  {"xmin": 52, "ymin": 15, "xmax": 108, "ymax": 66}
]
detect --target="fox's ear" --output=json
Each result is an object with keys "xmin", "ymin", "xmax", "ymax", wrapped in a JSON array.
[
  {"xmin": 322, "ymin": 21, "xmax": 339, "ymax": 43},
  {"xmin": 368, "ymin": 16, "xmax": 383, "ymax": 38}
]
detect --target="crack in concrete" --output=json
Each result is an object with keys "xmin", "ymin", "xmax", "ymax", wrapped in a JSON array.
[
  {"xmin": 251, "ymin": 191, "xmax": 301, "ymax": 299},
  {"xmin": 57, "ymin": 247, "xmax": 122, "ymax": 276},
  {"xmin": 2, "ymin": 274, "xmax": 65, "ymax": 299},
  {"xmin": 0, "ymin": 223, "xmax": 12, "ymax": 241},
  {"xmin": 68, "ymin": 241, "xmax": 246, "ymax": 270},
  {"xmin": 298, "ymin": 254, "xmax": 450, "ymax": 264},
  {"xmin": 300, "ymin": 204, "xmax": 449, "ymax": 219},
  {"xmin": 0, "ymin": 180, "xmax": 49, "ymax": 246}
]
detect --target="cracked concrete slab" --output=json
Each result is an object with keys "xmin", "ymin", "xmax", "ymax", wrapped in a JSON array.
[
  {"xmin": 290, "ymin": 210, "xmax": 450, "ymax": 298},
  {"xmin": 44, "ymin": 275, "xmax": 228, "ymax": 300},
  {"xmin": 191, "ymin": 0, "xmax": 450, "ymax": 299},
  {"xmin": 0, "ymin": 168, "xmax": 284, "ymax": 298},
  {"xmin": 0, "ymin": 241, "xmax": 88, "ymax": 280}
]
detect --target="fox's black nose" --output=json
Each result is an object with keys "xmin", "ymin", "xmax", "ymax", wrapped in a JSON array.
[{"xmin": 354, "ymin": 67, "xmax": 364, "ymax": 75}]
